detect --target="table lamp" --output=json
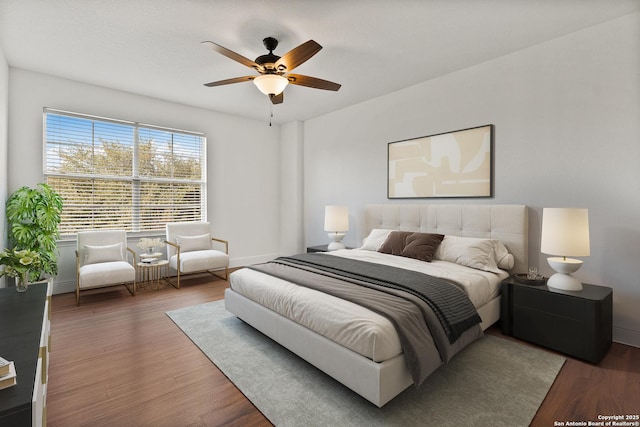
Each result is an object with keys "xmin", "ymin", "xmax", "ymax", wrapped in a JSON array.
[
  {"xmin": 324, "ymin": 205, "xmax": 349, "ymax": 251},
  {"xmin": 540, "ymin": 208, "xmax": 590, "ymax": 291}
]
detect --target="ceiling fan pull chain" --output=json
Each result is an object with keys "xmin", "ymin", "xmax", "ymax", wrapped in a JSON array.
[{"xmin": 269, "ymin": 101, "xmax": 273, "ymax": 126}]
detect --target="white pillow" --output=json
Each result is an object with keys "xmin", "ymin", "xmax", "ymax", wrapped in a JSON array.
[
  {"xmin": 359, "ymin": 229, "xmax": 393, "ymax": 251},
  {"xmin": 84, "ymin": 242, "xmax": 124, "ymax": 265},
  {"xmin": 434, "ymin": 236, "xmax": 502, "ymax": 273},
  {"xmin": 493, "ymin": 241, "xmax": 515, "ymax": 270},
  {"xmin": 176, "ymin": 233, "xmax": 211, "ymax": 253}
]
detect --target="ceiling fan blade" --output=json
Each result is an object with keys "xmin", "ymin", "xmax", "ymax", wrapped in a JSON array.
[
  {"xmin": 201, "ymin": 41, "xmax": 263, "ymax": 71},
  {"xmin": 204, "ymin": 76, "xmax": 255, "ymax": 87},
  {"xmin": 270, "ymin": 92, "xmax": 284, "ymax": 104},
  {"xmin": 274, "ymin": 40, "xmax": 322, "ymax": 72},
  {"xmin": 287, "ymin": 74, "xmax": 341, "ymax": 91}
]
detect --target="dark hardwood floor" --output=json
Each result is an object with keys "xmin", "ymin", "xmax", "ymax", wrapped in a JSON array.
[
  {"xmin": 48, "ymin": 274, "xmax": 270, "ymax": 427},
  {"xmin": 48, "ymin": 274, "xmax": 640, "ymax": 426},
  {"xmin": 488, "ymin": 328, "xmax": 640, "ymax": 426}
]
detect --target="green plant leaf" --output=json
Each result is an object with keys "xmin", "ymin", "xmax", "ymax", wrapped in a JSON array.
[{"xmin": 5, "ymin": 183, "xmax": 63, "ymax": 280}]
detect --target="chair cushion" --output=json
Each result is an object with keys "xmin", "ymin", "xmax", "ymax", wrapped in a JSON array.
[
  {"xmin": 84, "ymin": 242, "xmax": 124, "ymax": 265},
  {"xmin": 78, "ymin": 261, "xmax": 135, "ymax": 289},
  {"xmin": 175, "ymin": 233, "xmax": 211, "ymax": 253},
  {"xmin": 170, "ymin": 249, "xmax": 229, "ymax": 273}
]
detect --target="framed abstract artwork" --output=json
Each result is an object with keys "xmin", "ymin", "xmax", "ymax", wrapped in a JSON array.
[{"xmin": 387, "ymin": 124, "xmax": 494, "ymax": 199}]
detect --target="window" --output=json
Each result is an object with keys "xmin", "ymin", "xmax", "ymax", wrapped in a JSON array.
[{"xmin": 44, "ymin": 108, "xmax": 206, "ymax": 237}]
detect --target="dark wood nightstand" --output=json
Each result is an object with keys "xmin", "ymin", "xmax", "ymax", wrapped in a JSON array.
[
  {"xmin": 501, "ymin": 276, "xmax": 612, "ymax": 363},
  {"xmin": 307, "ymin": 245, "xmax": 330, "ymax": 253},
  {"xmin": 306, "ymin": 245, "xmax": 353, "ymax": 253}
]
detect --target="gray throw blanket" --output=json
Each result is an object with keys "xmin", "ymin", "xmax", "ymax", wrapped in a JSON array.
[{"xmin": 249, "ymin": 253, "xmax": 482, "ymax": 386}]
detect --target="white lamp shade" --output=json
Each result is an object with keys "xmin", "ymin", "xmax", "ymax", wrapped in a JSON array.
[
  {"xmin": 324, "ymin": 205, "xmax": 349, "ymax": 232},
  {"xmin": 541, "ymin": 208, "xmax": 590, "ymax": 257},
  {"xmin": 253, "ymin": 74, "xmax": 288, "ymax": 95}
]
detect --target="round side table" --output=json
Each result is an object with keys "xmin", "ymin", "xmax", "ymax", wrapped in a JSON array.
[{"xmin": 136, "ymin": 259, "xmax": 169, "ymax": 291}]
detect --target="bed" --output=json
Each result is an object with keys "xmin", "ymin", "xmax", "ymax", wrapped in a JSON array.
[{"xmin": 225, "ymin": 204, "xmax": 528, "ymax": 407}]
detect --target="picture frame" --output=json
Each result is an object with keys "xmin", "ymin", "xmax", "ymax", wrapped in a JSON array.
[{"xmin": 387, "ymin": 124, "xmax": 494, "ymax": 199}]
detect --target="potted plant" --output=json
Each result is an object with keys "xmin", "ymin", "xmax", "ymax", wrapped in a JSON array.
[
  {"xmin": 5, "ymin": 183, "xmax": 63, "ymax": 282},
  {"xmin": 0, "ymin": 248, "xmax": 42, "ymax": 292}
]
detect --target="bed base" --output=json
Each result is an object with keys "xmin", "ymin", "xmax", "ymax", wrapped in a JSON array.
[
  {"xmin": 225, "ymin": 288, "xmax": 412, "ymax": 407},
  {"xmin": 224, "ymin": 288, "xmax": 499, "ymax": 407},
  {"xmin": 477, "ymin": 295, "xmax": 501, "ymax": 330}
]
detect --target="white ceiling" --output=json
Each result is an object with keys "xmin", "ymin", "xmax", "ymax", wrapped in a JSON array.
[{"xmin": 1, "ymin": 0, "xmax": 638, "ymax": 125}]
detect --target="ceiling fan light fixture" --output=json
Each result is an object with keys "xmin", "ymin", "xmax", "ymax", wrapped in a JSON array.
[{"xmin": 253, "ymin": 74, "xmax": 288, "ymax": 96}]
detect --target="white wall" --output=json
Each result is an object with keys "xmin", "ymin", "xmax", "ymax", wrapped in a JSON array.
[
  {"xmin": 279, "ymin": 121, "xmax": 305, "ymax": 255},
  {"xmin": 7, "ymin": 68, "xmax": 282, "ymax": 293},
  {"xmin": 0, "ymin": 44, "xmax": 8, "ymax": 288},
  {"xmin": 303, "ymin": 13, "xmax": 640, "ymax": 346}
]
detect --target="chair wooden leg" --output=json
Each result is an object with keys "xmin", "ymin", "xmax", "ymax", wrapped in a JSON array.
[
  {"xmin": 125, "ymin": 282, "xmax": 136, "ymax": 297},
  {"xmin": 209, "ymin": 267, "xmax": 229, "ymax": 281},
  {"xmin": 167, "ymin": 266, "xmax": 228, "ymax": 286},
  {"xmin": 166, "ymin": 270, "xmax": 180, "ymax": 289}
]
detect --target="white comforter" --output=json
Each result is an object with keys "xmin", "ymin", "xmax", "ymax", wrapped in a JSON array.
[{"xmin": 228, "ymin": 249, "xmax": 507, "ymax": 363}]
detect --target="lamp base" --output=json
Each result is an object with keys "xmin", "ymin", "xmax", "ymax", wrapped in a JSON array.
[
  {"xmin": 546, "ymin": 257, "xmax": 584, "ymax": 291},
  {"xmin": 546, "ymin": 273, "xmax": 583, "ymax": 291},
  {"xmin": 327, "ymin": 232, "xmax": 346, "ymax": 251},
  {"xmin": 327, "ymin": 241, "xmax": 346, "ymax": 251}
]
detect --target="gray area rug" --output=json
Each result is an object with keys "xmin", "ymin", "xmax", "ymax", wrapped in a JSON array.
[{"xmin": 167, "ymin": 300, "xmax": 565, "ymax": 427}]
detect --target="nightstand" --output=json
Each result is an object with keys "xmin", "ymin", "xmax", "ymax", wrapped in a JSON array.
[
  {"xmin": 501, "ymin": 276, "xmax": 612, "ymax": 363},
  {"xmin": 307, "ymin": 245, "xmax": 331, "ymax": 253},
  {"xmin": 306, "ymin": 244, "xmax": 353, "ymax": 253}
]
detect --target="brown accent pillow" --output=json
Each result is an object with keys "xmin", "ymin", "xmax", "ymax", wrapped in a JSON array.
[
  {"xmin": 378, "ymin": 231, "xmax": 445, "ymax": 262},
  {"xmin": 402, "ymin": 232, "xmax": 445, "ymax": 262},
  {"xmin": 378, "ymin": 231, "xmax": 409, "ymax": 256}
]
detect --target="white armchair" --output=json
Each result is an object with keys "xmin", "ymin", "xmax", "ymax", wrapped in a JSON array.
[
  {"xmin": 165, "ymin": 222, "xmax": 229, "ymax": 289},
  {"xmin": 76, "ymin": 230, "xmax": 136, "ymax": 305}
]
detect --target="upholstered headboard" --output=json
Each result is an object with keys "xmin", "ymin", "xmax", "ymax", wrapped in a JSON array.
[{"xmin": 364, "ymin": 204, "xmax": 528, "ymax": 274}]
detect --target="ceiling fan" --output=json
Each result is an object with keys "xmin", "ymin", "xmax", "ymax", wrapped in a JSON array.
[{"xmin": 202, "ymin": 37, "xmax": 341, "ymax": 104}]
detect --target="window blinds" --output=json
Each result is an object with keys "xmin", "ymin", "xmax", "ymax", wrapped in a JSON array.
[{"xmin": 44, "ymin": 108, "xmax": 206, "ymax": 237}]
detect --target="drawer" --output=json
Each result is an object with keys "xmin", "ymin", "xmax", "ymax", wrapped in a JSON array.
[
  {"xmin": 513, "ymin": 306, "xmax": 584, "ymax": 357},
  {"xmin": 513, "ymin": 286, "xmax": 583, "ymax": 319}
]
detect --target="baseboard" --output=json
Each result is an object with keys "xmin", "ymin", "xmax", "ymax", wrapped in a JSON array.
[
  {"xmin": 52, "ymin": 280, "xmax": 76, "ymax": 295},
  {"xmin": 613, "ymin": 326, "xmax": 640, "ymax": 348}
]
